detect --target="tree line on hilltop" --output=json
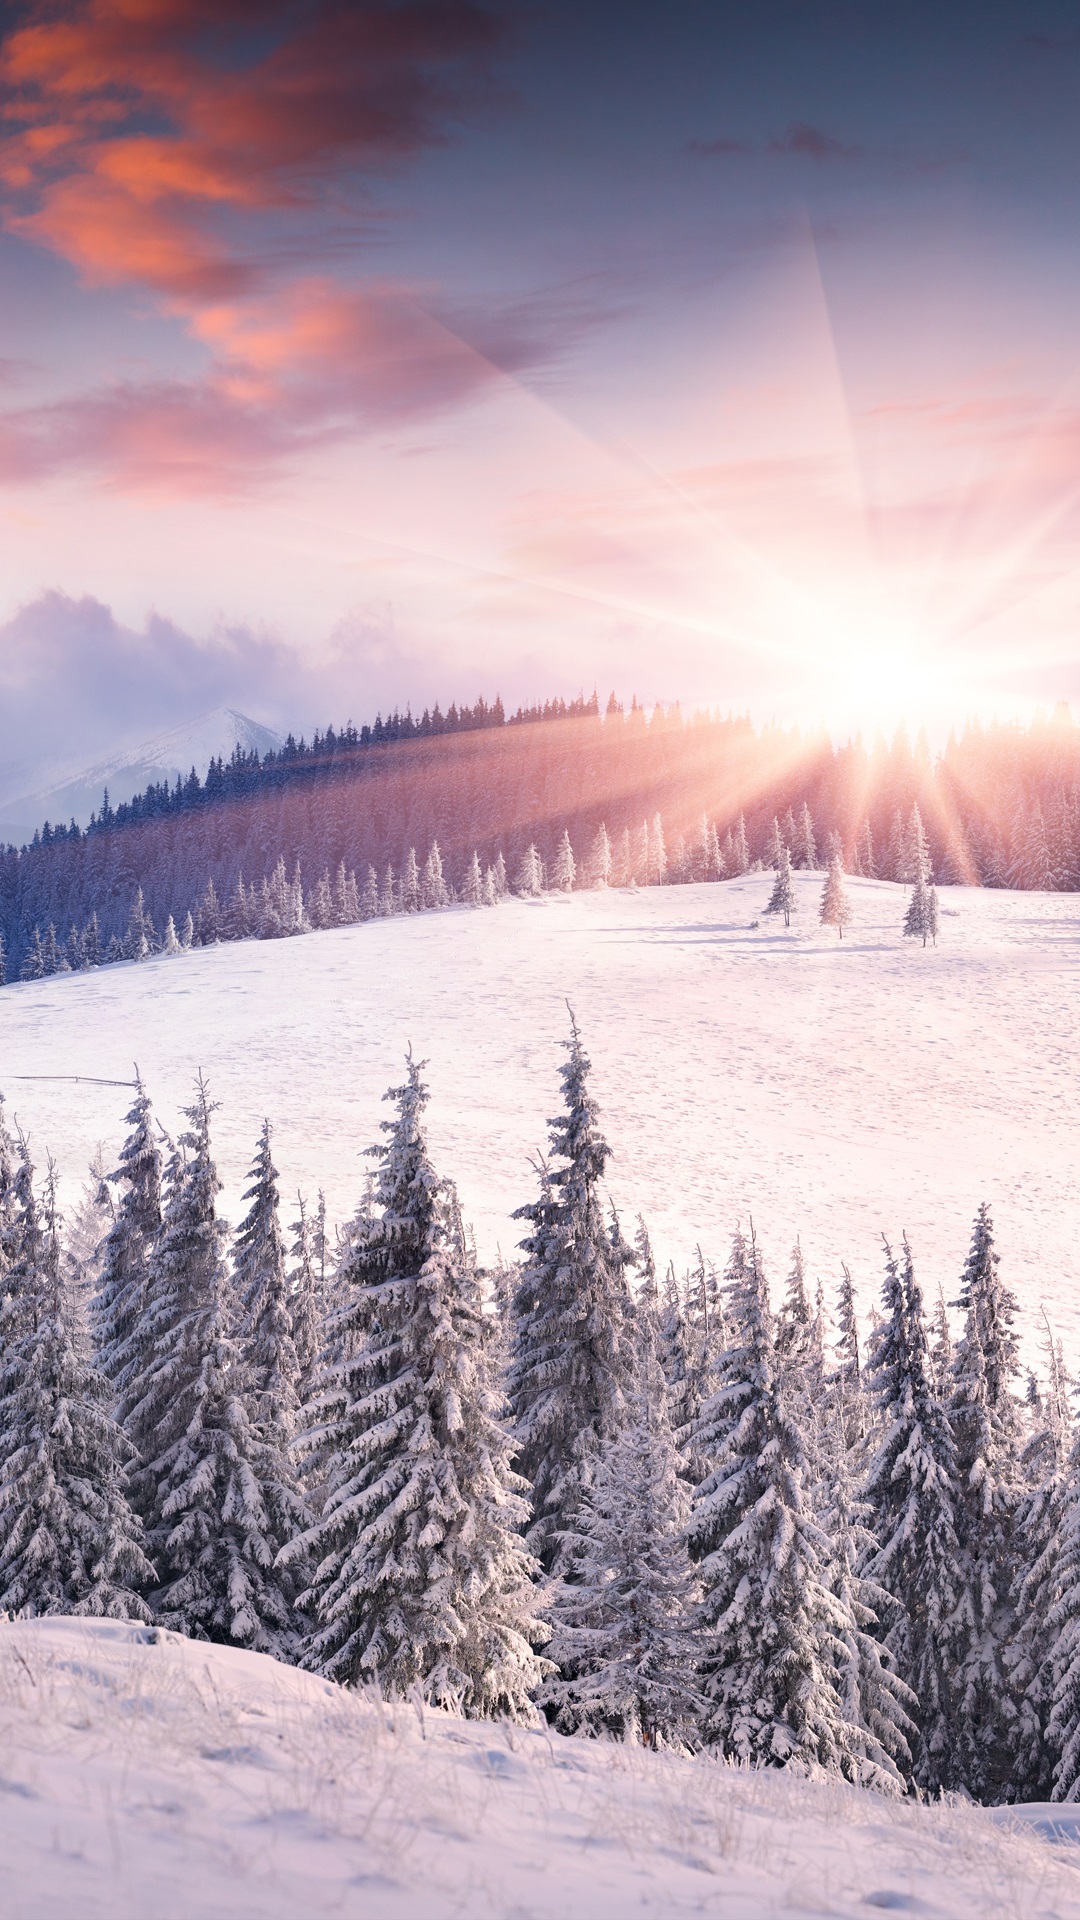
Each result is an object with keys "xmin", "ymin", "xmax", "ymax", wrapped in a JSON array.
[
  {"xmin": 4, "ymin": 797, "xmax": 944, "ymax": 983},
  {"xmin": 2, "ymin": 693, "xmax": 1080, "ymax": 980},
  {"xmin": 0, "ymin": 1024, "xmax": 1077, "ymax": 1802}
]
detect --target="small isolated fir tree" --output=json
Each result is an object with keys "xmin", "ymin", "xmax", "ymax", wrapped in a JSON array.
[
  {"xmin": 134, "ymin": 1076, "xmax": 295, "ymax": 1651},
  {"xmin": 765, "ymin": 844, "xmax": 796, "ymax": 928},
  {"xmin": 819, "ymin": 855, "xmax": 853, "ymax": 939},
  {"xmin": 903, "ymin": 869, "xmax": 934, "ymax": 946},
  {"xmin": 508, "ymin": 1011, "xmax": 638, "ymax": 1569},
  {"xmin": 291, "ymin": 1057, "xmax": 547, "ymax": 1713},
  {"xmin": 0, "ymin": 1137, "xmax": 153, "ymax": 1618}
]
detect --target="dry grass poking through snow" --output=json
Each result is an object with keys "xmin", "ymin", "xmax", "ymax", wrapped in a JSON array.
[{"xmin": 0, "ymin": 1618, "xmax": 1078, "ymax": 1919}]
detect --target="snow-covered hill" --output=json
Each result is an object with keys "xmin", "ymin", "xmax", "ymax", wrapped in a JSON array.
[
  {"xmin": 4, "ymin": 872, "xmax": 1080, "ymax": 1361},
  {"xmin": 0, "ymin": 1615, "xmax": 1074, "ymax": 1920},
  {"xmin": 0, "ymin": 706, "xmax": 282, "ymax": 838}
]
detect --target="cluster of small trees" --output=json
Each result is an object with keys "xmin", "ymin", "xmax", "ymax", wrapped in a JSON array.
[{"xmin": 1, "ymin": 1032, "xmax": 1076, "ymax": 1800}]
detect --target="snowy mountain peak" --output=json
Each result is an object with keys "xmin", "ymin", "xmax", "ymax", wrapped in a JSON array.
[{"xmin": 0, "ymin": 707, "xmax": 284, "ymax": 837}]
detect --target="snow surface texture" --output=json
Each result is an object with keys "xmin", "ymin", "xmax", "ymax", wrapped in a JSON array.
[
  {"xmin": 3, "ymin": 873, "xmax": 1079, "ymax": 1359},
  {"xmin": 0, "ymin": 1615, "xmax": 1077, "ymax": 1920},
  {"xmin": 0, "ymin": 706, "xmax": 282, "ymax": 835}
]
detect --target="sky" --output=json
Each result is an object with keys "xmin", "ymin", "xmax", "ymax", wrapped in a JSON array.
[{"xmin": 2, "ymin": 0, "xmax": 1080, "ymax": 781}]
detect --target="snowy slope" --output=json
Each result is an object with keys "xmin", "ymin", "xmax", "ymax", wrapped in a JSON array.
[
  {"xmin": 3, "ymin": 871, "xmax": 1080, "ymax": 1359},
  {"xmin": 0, "ymin": 706, "xmax": 282, "ymax": 837},
  {"xmin": 1, "ymin": 1615, "xmax": 1077, "ymax": 1920}
]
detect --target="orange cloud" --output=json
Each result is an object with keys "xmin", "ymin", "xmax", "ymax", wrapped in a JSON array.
[{"xmin": 0, "ymin": 0, "xmax": 502, "ymax": 294}]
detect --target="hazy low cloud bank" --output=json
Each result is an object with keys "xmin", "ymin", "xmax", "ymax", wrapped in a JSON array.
[{"xmin": 0, "ymin": 592, "xmax": 398, "ymax": 800}]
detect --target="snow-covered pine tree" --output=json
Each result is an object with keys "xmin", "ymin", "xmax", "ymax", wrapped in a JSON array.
[
  {"xmin": 232, "ymin": 1120, "xmax": 311, "ymax": 1620},
  {"xmin": 585, "ymin": 823, "xmax": 612, "ymax": 889},
  {"xmin": 291, "ymin": 1057, "xmax": 547, "ymax": 1713},
  {"xmin": 649, "ymin": 812, "xmax": 666, "ymax": 885},
  {"xmin": 461, "ymin": 849, "xmax": 483, "ymax": 906},
  {"xmin": 677, "ymin": 1242, "xmax": 727, "ymax": 1487},
  {"xmin": 551, "ymin": 830, "xmax": 576, "ymax": 892},
  {"xmin": 764, "ymin": 815, "xmax": 784, "ymax": 869},
  {"xmin": 903, "ymin": 870, "xmax": 933, "ymax": 945},
  {"xmin": 507, "ymin": 1012, "xmax": 638, "ymax": 1569},
  {"xmin": 515, "ymin": 843, "xmax": 544, "ymax": 897},
  {"xmin": 862, "ymin": 1235, "xmax": 961, "ymax": 1794},
  {"xmin": 797, "ymin": 802, "xmax": 817, "ymax": 870},
  {"xmin": 731, "ymin": 813, "xmax": 750, "ymax": 874},
  {"xmin": 927, "ymin": 883, "xmax": 940, "ymax": 946},
  {"xmin": 1011, "ymin": 1312, "xmax": 1073, "ymax": 1799},
  {"xmin": 91, "ymin": 1074, "xmax": 163, "ymax": 1415},
  {"xmin": 819, "ymin": 855, "xmax": 853, "ymax": 939},
  {"xmin": 765, "ymin": 844, "xmax": 796, "ymax": 927},
  {"xmin": 855, "ymin": 818, "xmax": 875, "ymax": 877},
  {"xmin": 402, "ymin": 847, "xmax": 421, "ymax": 913},
  {"xmin": 947, "ymin": 1203, "xmax": 1023, "ymax": 1801},
  {"xmin": 820, "ymin": 1410, "xmax": 916, "ymax": 1793},
  {"xmin": 0, "ymin": 1135, "xmax": 153, "ymax": 1618},
  {"xmin": 540, "ymin": 1329, "xmax": 699, "ymax": 1747},
  {"xmin": 133, "ymin": 1076, "xmax": 296, "ymax": 1651},
  {"xmin": 688, "ymin": 1226, "xmax": 857, "ymax": 1774},
  {"xmin": 422, "ymin": 841, "xmax": 449, "ymax": 909}
]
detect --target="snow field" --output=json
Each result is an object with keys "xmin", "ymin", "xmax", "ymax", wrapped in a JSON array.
[
  {"xmin": 3, "ymin": 872, "xmax": 1080, "ymax": 1358},
  {"xmin": 1, "ymin": 1616, "xmax": 1078, "ymax": 1920}
]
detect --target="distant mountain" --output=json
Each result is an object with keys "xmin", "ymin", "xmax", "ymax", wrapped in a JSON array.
[{"xmin": 0, "ymin": 708, "xmax": 284, "ymax": 841}]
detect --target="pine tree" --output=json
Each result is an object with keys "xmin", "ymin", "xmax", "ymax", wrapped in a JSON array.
[
  {"xmin": 461, "ymin": 849, "xmax": 483, "ymax": 906},
  {"xmin": 764, "ymin": 815, "xmax": 784, "ymax": 869},
  {"xmin": 797, "ymin": 802, "xmax": 817, "ymax": 870},
  {"xmin": 551, "ymin": 829, "xmax": 576, "ymax": 892},
  {"xmin": 903, "ymin": 870, "xmax": 933, "ymax": 945},
  {"xmin": 765, "ymin": 845, "xmax": 796, "ymax": 927},
  {"xmin": 689, "ymin": 1228, "xmax": 857, "ymax": 1773},
  {"xmin": 819, "ymin": 855, "xmax": 853, "ymax": 939},
  {"xmin": 862, "ymin": 1236, "xmax": 961, "ymax": 1794},
  {"xmin": 291, "ymin": 1058, "xmax": 547, "ymax": 1712},
  {"xmin": 422, "ymin": 841, "xmax": 449, "ymax": 909},
  {"xmin": 1012, "ymin": 1312, "xmax": 1073, "ymax": 1799},
  {"xmin": 515, "ymin": 843, "xmax": 543, "ymax": 897},
  {"xmin": 20, "ymin": 928, "xmax": 44, "ymax": 981},
  {"xmin": 162, "ymin": 914, "xmax": 181, "ymax": 955},
  {"xmin": 133, "ymin": 1077, "xmax": 294, "ymax": 1650},
  {"xmin": 91, "ymin": 1074, "xmax": 163, "ymax": 1417},
  {"xmin": 585, "ymin": 823, "xmax": 612, "ymax": 889},
  {"xmin": 0, "ymin": 1136, "xmax": 153, "ymax": 1618},
  {"xmin": 232, "ymin": 1121, "xmax": 310, "ymax": 1631},
  {"xmin": 540, "ymin": 1342, "xmax": 698, "ymax": 1747},
  {"xmin": 821, "ymin": 1412, "xmax": 916, "ymax": 1793},
  {"xmin": 399, "ymin": 848, "xmax": 419, "ymax": 913},
  {"xmin": 947, "ymin": 1204, "xmax": 1023, "ymax": 1801},
  {"xmin": 649, "ymin": 812, "xmax": 666, "ymax": 885},
  {"xmin": 507, "ymin": 1013, "xmax": 638, "ymax": 1569},
  {"xmin": 855, "ymin": 818, "xmax": 875, "ymax": 877}
]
